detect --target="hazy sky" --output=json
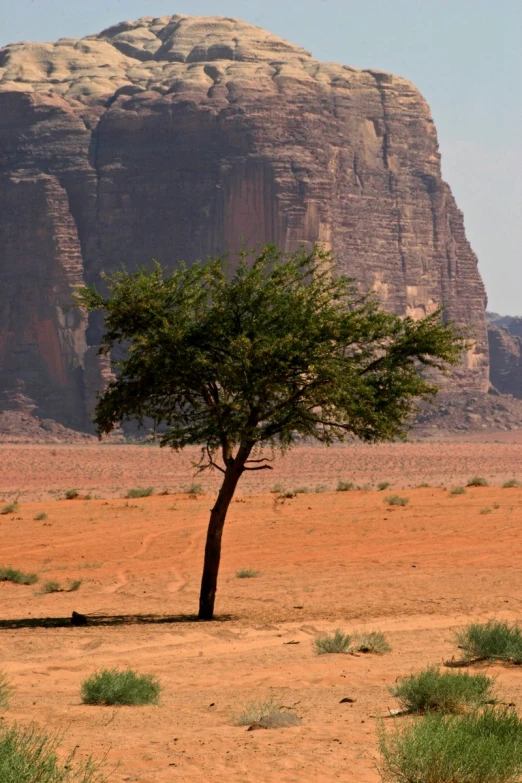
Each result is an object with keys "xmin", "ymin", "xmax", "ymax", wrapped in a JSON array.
[{"xmin": 1, "ymin": 0, "xmax": 520, "ymax": 314}]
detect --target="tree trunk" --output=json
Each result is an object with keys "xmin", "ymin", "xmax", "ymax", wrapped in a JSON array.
[{"xmin": 198, "ymin": 458, "xmax": 245, "ymax": 620}]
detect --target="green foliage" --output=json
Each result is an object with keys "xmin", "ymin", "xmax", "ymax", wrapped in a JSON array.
[
  {"xmin": 236, "ymin": 569, "xmax": 259, "ymax": 578},
  {"xmin": 42, "ymin": 581, "xmax": 61, "ymax": 594},
  {"xmin": 0, "ymin": 723, "xmax": 106, "ymax": 783},
  {"xmin": 0, "ymin": 568, "xmax": 38, "ymax": 585},
  {"xmin": 455, "ymin": 620, "xmax": 522, "ymax": 664},
  {"xmin": 391, "ymin": 667, "xmax": 494, "ymax": 714},
  {"xmin": 385, "ymin": 495, "xmax": 409, "ymax": 506},
  {"xmin": 503, "ymin": 479, "xmax": 520, "ymax": 488},
  {"xmin": 336, "ymin": 480, "xmax": 355, "ymax": 491},
  {"xmin": 293, "ymin": 486, "xmax": 309, "ymax": 494},
  {"xmin": 77, "ymin": 245, "xmax": 466, "ymax": 453},
  {"xmin": 41, "ymin": 580, "xmax": 82, "ymax": 594},
  {"xmin": 126, "ymin": 486, "xmax": 153, "ymax": 498},
  {"xmin": 0, "ymin": 672, "xmax": 11, "ymax": 710},
  {"xmin": 467, "ymin": 476, "xmax": 488, "ymax": 487},
  {"xmin": 64, "ymin": 490, "xmax": 79, "ymax": 500},
  {"xmin": 0, "ymin": 502, "xmax": 18, "ymax": 515},
  {"xmin": 34, "ymin": 512, "xmax": 48, "ymax": 521},
  {"xmin": 81, "ymin": 668, "xmax": 161, "ymax": 706},
  {"xmin": 450, "ymin": 486, "xmax": 466, "ymax": 496},
  {"xmin": 314, "ymin": 629, "xmax": 352, "ymax": 655},
  {"xmin": 232, "ymin": 696, "xmax": 281, "ymax": 726},
  {"xmin": 378, "ymin": 482, "xmax": 391, "ymax": 491},
  {"xmin": 379, "ymin": 707, "xmax": 522, "ymax": 783},
  {"xmin": 354, "ymin": 631, "xmax": 391, "ymax": 654},
  {"xmin": 185, "ymin": 483, "xmax": 203, "ymax": 497}
]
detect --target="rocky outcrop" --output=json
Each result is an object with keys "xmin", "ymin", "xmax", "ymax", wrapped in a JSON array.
[
  {"xmin": 0, "ymin": 15, "xmax": 489, "ymax": 429},
  {"xmin": 487, "ymin": 314, "xmax": 522, "ymax": 398}
]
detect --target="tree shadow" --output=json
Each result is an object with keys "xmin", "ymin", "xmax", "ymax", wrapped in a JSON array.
[{"xmin": 0, "ymin": 613, "xmax": 235, "ymax": 630}]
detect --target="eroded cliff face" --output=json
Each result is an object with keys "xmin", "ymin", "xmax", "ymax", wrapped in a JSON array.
[
  {"xmin": 0, "ymin": 15, "xmax": 489, "ymax": 427},
  {"xmin": 487, "ymin": 315, "xmax": 522, "ymax": 398}
]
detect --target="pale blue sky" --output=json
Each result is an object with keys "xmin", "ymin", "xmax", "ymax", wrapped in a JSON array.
[{"xmin": 1, "ymin": 0, "xmax": 520, "ymax": 314}]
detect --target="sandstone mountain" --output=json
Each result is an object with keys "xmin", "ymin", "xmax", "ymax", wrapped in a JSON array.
[
  {"xmin": 0, "ymin": 15, "xmax": 489, "ymax": 430},
  {"xmin": 487, "ymin": 313, "xmax": 522, "ymax": 398}
]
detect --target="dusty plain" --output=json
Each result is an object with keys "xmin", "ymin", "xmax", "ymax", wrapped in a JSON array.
[{"xmin": 1, "ymin": 440, "xmax": 522, "ymax": 782}]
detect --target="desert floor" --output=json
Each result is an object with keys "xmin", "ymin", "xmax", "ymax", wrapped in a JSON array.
[{"xmin": 1, "ymin": 442, "xmax": 522, "ymax": 781}]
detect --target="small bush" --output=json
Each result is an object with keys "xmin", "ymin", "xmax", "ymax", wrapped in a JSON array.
[
  {"xmin": 337, "ymin": 480, "xmax": 354, "ymax": 492},
  {"xmin": 385, "ymin": 495, "xmax": 409, "ymax": 507},
  {"xmin": 280, "ymin": 491, "xmax": 295, "ymax": 499},
  {"xmin": 64, "ymin": 489, "xmax": 79, "ymax": 500},
  {"xmin": 503, "ymin": 479, "xmax": 520, "ymax": 488},
  {"xmin": 378, "ymin": 482, "xmax": 391, "ymax": 491},
  {"xmin": 0, "ymin": 501, "xmax": 18, "ymax": 515},
  {"xmin": 0, "ymin": 723, "xmax": 106, "ymax": 782},
  {"xmin": 271, "ymin": 483, "xmax": 285, "ymax": 494},
  {"xmin": 185, "ymin": 483, "xmax": 203, "ymax": 497},
  {"xmin": 34, "ymin": 512, "xmax": 48, "ymax": 521},
  {"xmin": 354, "ymin": 631, "xmax": 391, "ymax": 654},
  {"xmin": 0, "ymin": 671, "xmax": 11, "ymax": 709},
  {"xmin": 314, "ymin": 629, "xmax": 352, "ymax": 655},
  {"xmin": 479, "ymin": 507, "xmax": 492, "ymax": 514},
  {"xmin": 42, "ymin": 581, "xmax": 61, "ymax": 594},
  {"xmin": 42, "ymin": 579, "xmax": 82, "ymax": 594},
  {"xmin": 314, "ymin": 484, "xmax": 327, "ymax": 493},
  {"xmin": 67, "ymin": 579, "xmax": 82, "ymax": 592},
  {"xmin": 390, "ymin": 667, "xmax": 494, "ymax": 714},
  {"xmin": 236, "ymin": 569, "xmax": 259, "ymax": 578},
  {"xmin": 293, "ymin": 486, "xmax": 309, "ymax": 494},
  {"xmin": 450, "ymin": 486, "xmax": 466, "ymax": 496},
  {"xmin": 232, "ymin": 695, "xmax": 281, "ymax": 726},
  {"xmin": 0, "ymin": 568, "xmax": 38, "ymax": 585},
  {"xmin": 455, "ymin": 620, "xmax": 522, "ymax": 664},
  {"xmin": 81, "ymin": 668, "xmax": 161, "ymax": 706},
  {"xmin": 466, "ymin": 476, "xmax": 488, "ymax": 487},
  {"xmin": 379, "ymin": 707, "xmax": 522, "ymax": 783},
  {"xmin": 126, "ymin": 487, "xmax": 153, "ymax": 499}
]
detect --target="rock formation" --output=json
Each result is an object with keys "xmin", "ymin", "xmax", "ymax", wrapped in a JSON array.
[
  {"xmin": 487, "ymin": 314, "xmax": 522, "ymax": 398},
  {"xmin": 0, "ymin": 15, "xmax": 489, "ymax": 429}
]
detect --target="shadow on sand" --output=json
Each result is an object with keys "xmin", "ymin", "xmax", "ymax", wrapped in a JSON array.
[{"xmin": 0, "ymin": 613, "xmax": 235, "ymax": 630}]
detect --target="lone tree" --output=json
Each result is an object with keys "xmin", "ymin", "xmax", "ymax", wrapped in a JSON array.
[{"xmin": 77, "ymin": 245, "xmax": 466, "ymax": 620}]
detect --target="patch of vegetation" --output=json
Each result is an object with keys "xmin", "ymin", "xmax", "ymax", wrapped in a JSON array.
[
  {"xmin": 354, "ymin": 631, "xmax": 391, "ymax": 654},
  {"xmin": 503, "ymin": 479, "xmax": 520, "ymax": 488},
  {"xmin": 293, "ymin": 486, "xmax": 309, "ymax": 494},
  {"xmin": 236, "ymin": 569, "xmax": 259, "ymax": 579},
  {"xmin": 185, "ymin": 483, "xmax": 203, "ymax": 497},
  {"xmin": 271, "ymin": 483, "xmax": 285, "ymax": 494},
  {"xmin": 479, "ymin": 507, "xmax": 492, "ymax": 514},
  {"xmin": 455, "ymin": 620, "xmax": 522, "ymax": 665},
  {"xmin": 450, "ymin": 486, "xmax": 466, "ymax": 496},
  {"xmin": 0, "ymin": 568, "xmax": 38, "ymax": 585},
  {"xmin": 466, "ymin": 476, "xmax": 488, "ymax": 487},
  {"xmin": 0, "ymin": 502, "xmax": 19, "ymax": 515},
  {"xmin": 378, "ymin": 707, "xmax": 522, "ymax": 783},
  {"xmin": 64, "ymin": 490, "xmax": 79, "ymax": 500},
  {"xmin": 416, "ymin": 483, "xmax": 430, "ymax": 488},
  {"xmin": 232, "ymin": 695, "xmax": 281, "ymax": 726},
  {"xmin": 41, "ymin": 580, "xmax": 82, "ymax": 594},
  {"xmin": 314, "ymin": 485, "xmax": 327, "ymax": 493},
  {"xmin": 81, "ymin": 668, "xmax": 161, "ymax": 706},
  {"xmin": 390, "ymin": 667, "xmax": 494, "ymax": 714},
  {"xmin": 34, "ymin": 512, "xmax": 48, "ymax": 521},
  {"xmin": 385, "ymin": 495, "xmax": 409, "ymax": 507},
  {"xmin": 126, "ymin": 487, "xmax": 154, "ymax": 499},
  {"xmin": 336, "ymin": 480, "xmax": 355, "ymax": 492},
  {"xmin": 314, "ymin": 629, "xmax": 352, "ymax": 655},
  {"xmin": 0, "ymin": 723, "xmax": 106, "ymax": 782},
  {"xmin": 280, "ymin": 491, "xmax": 295, "ymax": 499},
  {"xmin": 0, "ymin": 672, "xmax": 11, "ymax": 710},
  {"xmin": 378, "ymin": 482, "xmax": 391, "ymax": 491}
]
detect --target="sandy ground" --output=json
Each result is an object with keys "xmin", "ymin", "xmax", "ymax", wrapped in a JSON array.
[{"xmin": 1, "ymin": 443, "xmax": 522, "ymax": 781}]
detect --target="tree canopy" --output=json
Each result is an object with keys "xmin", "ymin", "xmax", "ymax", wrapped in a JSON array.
[{"xmin": 77, "ymin": 244, "xmax": 467, "ymax": 618}]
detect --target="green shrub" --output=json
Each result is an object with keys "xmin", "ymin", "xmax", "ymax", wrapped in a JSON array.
[
  {"xmin": 64, "ymin": 490, "xmax": 79, "ymax": 500},
  {"xmin": 503, "ymin": 479, "xmax": 520, "ymax": 488},
  {"xmin": 0, "ymin": 672, "xmax": 11, "ymax": 710},
  {"xmin": 185, "ymin": 483, "xmax": 203, "ymax": 497},
  {"xmin": 455, "ymin": 620, "xmax": 522, "ymax": 664},
  {"xmin": 293, "ymin": 486, "xmax": 309, "ymax": 494},
  {"xmin": 354, "ymin": 631, "xmax": 391, "ymax": 654},
  {"xmin": 0, "ymin": 568, "xmax": 38, "ymax": 585},
  {"xmin": 42, "ymin": 580, "xmax": 82, "ymax": 594},
  {"xmin": 390, "ymin": 667, "xmax": 494, "ymax": 714},
  {"xmin": 34, "ymin": 512, "xmax": 48, "ymax": 521},
  {"xmin": 385, "ymin": 495, "xmax": 409, "ymax": 506},
  {"xmin": 271, "ymin": 483, "xmax": 285, "ymax": 494},
  {"xmin": 314, "ymin": 485, "xmax": 327, "ymax": 493},
  {"xmin": 81, "ymin": 668, "xmax": 161, "ymax": 706},
  {"xmin": 378, "ymin": 482, "xmax": 391, "ymax": 491},
  {"xmin": 236, "ymin": 569, "xmax": 259, "ymax": 578},
  {"xmin": 336, "ymin": 480, "xmax": 354, "ymax": 492},
  {"xmin": 0, "ymin": 502, "xmax": 18, "ymax": 515},
  {"xmin": 314, "ymin": 629, "xmax": 352, "ymax": 655},
  {"xmin": 379, "ymin": 707, "xmax": 522, "ymax": 783},
  {"xmin": 0, "ymin": 723, "xmax": 105, "ymax": 782},
  {"xmin": 232, "ymin": 695, "xmax": 281, "ymax": 726},
  {"xmin": 466, "ymin": 476, "xmax": 488, "ymax": 487},
  {"xmin": 126, "ymin": 487, "xmax": 153, "ymax": 499},
  {"xmin": 42, "ymin": 581, "xmax": 61, "ymax": 594},
  {"xmin": 450, "ymin": 486, "xmax": 466, "ymax": 496}
]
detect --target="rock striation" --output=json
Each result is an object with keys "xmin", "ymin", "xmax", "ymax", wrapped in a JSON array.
[
  {"xmin": 0, "ymin": 15, "xmax": 489, "ymax": 428},
  {"xmin": 487, "ymin": 314, "xmax": 522, "ymax": 398}
]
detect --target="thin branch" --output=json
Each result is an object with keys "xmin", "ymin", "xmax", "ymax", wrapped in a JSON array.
[{"xmin": 243, "ymin": 464, "xmax": 274, "ymax": 471}]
